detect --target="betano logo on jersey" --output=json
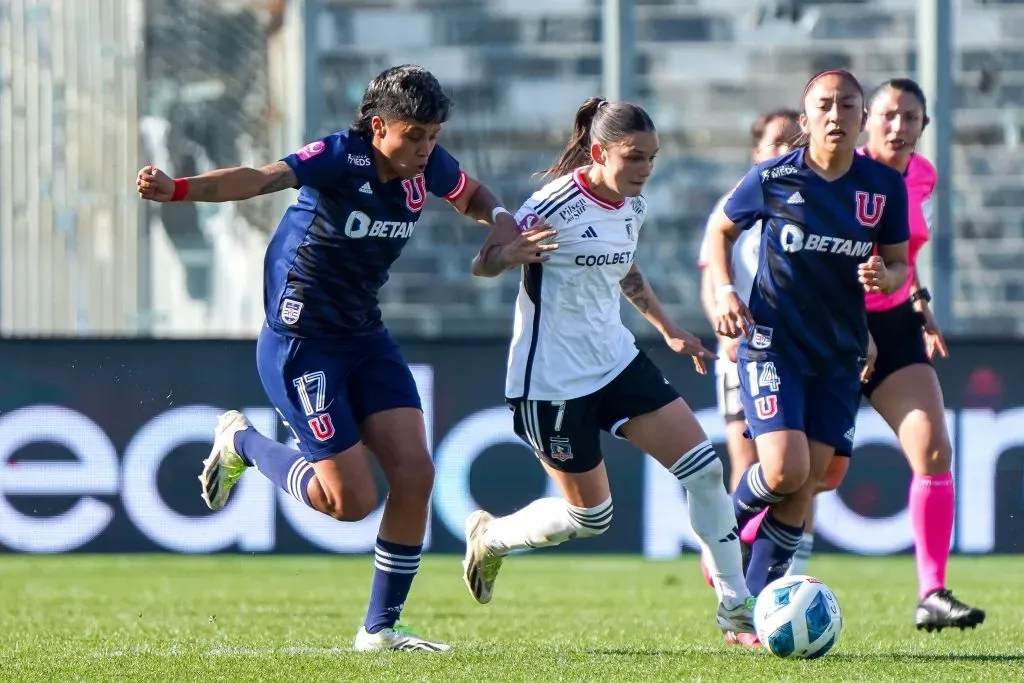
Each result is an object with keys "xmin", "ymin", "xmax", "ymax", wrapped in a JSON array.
[
  {"xmin": 343, "ymin": 210, "xmax": 416, "ymax": 240},
  {"xmin": 780, "ymin": 224, "xmax": 872, "ymax": 257},
  {"xmin": 575, "ymin": 250, "xmax": 635, "ymax": 267}
]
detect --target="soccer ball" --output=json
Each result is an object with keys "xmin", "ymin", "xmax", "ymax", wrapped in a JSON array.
[{"xmin": 753, "ymin": 575, "xmax": 843, "ymax": 659}]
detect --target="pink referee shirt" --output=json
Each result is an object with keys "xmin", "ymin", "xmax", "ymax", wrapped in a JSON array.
[{"xmin": 861, "ymin": 149, "xmax": 936, "ymax": 312}]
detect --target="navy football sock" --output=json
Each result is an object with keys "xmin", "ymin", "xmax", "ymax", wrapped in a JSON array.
[
  {"xmin": 234, "ymin": 427, "xmax": 315, "ymax": 505},
  {"xmin": 364, "ymin": 537, "xmax": 422, "ymax": 633},
  {"xmin": 732, "ymin": 463, "xmax": 784, "ymax": 529},
  {"xmin": 746, "ymin": 513, "xmax": 803, "ymax": 596}
]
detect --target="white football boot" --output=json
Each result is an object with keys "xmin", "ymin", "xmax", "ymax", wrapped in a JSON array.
[
  {"xmin": 198, "ymin": 410, "xmax": 251, "ymax": 510},
  {"xmin": 353, "ymin": 625, "xmax": 451, "ymax": 652},
  {"xmin": 718, "ymin": 595, "xmax": 761, "ymax": 648},
  {"xmin": 462, "ymin": 510, "xmax": 505, "ymax": 604}
]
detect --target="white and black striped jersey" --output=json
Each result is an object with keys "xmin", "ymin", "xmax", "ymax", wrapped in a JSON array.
[{"xmin": 505, "ymin": 169, "xmax": 648, "ymax": 401}]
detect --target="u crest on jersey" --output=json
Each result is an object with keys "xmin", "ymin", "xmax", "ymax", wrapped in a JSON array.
[
  {"xmin": 402, "ymin": 175, "xmax": 427, "ymax": 213},
  {"xmin": 855, "ymin": 191, "xmax": 886, "ymax": 228}
]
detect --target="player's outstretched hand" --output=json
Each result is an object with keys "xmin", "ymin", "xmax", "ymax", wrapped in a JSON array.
[
  {"xmin": 921, "ymin": 306, "xmax": 949, "ymax": 360},
  {"xmin": 858, "ymin": 255, "xmax": 888, "ymax": 293},
  {"xmin": 663, "ymin": 324, "xmax": 717, "ymax": 375},
  {"xmin": 137, "ymin": 165, "xmax": 175, "ymax": 202},
  {"xmin": 860, "ymin": 331, "xmax": 878, "ymax": 383},
  {"xmin": 714, "ymin": 292, "xmax": 753, "ymax": 339},
  {"xmin": 499, "ymin": 226, "xmax": 559, "ymax": 268}
]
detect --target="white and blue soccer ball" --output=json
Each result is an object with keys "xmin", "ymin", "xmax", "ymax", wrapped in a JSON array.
[{"xmin": 753, "ymin": 574, "xmax": 843, "ymax": 659}]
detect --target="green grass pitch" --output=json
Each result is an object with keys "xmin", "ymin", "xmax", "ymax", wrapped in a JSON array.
[{"xmin": 1, "ymin": 554, "xmax": 1021, "ymax": 681}]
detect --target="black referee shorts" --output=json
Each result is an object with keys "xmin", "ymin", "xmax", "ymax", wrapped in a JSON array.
[{"xmin": 862, "ymin": 299, "xmax": 930, "ymax": 398}]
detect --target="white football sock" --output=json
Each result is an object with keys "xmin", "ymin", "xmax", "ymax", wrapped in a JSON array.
[
  {"xmin": 483, "ymin": 497, "xmax": 613, "ymax": 556},
  {"xmin": 670, "ymin": 441, "xmax": 750, "ymax": 607}
]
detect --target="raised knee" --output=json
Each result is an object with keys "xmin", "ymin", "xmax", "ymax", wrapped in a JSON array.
[
  {"xmin": 569, "ymin": 498, "xmax": 613, "ymax": 539},
  {"xmin": 319, "ymin": 482, "xmax": 378, "ymax": 521},
  {"xmin": 761, "ymin": 458, "xmax": 809, "ymax": 495}
]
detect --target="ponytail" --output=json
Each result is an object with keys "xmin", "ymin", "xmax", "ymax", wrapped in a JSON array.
[{"xmin": 544, "ymin": 97, "xmax": 606, "ymax": 179}]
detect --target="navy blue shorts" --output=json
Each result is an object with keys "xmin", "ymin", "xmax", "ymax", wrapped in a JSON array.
[
  {"xmin": 256, "ymin": 324, "xmax": 421, "ymax": 461},
  {"xmin": 738, "ymin": 351, "xmax": 861, "ymax": 457}
]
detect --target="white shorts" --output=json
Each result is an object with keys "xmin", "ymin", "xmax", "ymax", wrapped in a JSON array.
[{"xmin": 715, "ymin": 360, "xmax": 745, "ymax": 423}]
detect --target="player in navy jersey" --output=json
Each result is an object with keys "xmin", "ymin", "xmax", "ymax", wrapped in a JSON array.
[
  {"xmin": 703, "ymin": 69, "xmax": 911, "ymax": 613},
  {"xmin": 461, "ymin": 97, "xmax": 759, "ymax": 645},
  {"xmin": 136, "ymin": 65, "xmax": 544, "ymax": 652}
]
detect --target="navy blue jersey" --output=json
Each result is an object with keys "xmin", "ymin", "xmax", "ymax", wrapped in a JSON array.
[
  {"xmin": 264, "ymin": 129, "xmax": 468, "ymax": 338},
  {"xmin": 724, "ymin": 148, "xmax": 909, "ymax": 375}
]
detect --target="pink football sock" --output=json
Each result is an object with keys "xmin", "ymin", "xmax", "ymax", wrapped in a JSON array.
[
  {"xmin": 740, "ymin": 508, "xmax": 769, "ymax": 545},
  {"xmin": 909, "ymin": 472, "xmax": 955, "ymax": 600}
]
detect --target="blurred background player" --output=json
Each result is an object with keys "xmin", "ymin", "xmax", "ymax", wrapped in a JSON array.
[
  {"xmin": 704, "ymin": 70, "xmax": 910, "ymax": 623},
  {"xmin": 461, "ymin": 97, "xmax": 758, "ymax": 643},
  {"xmin": 136, "ymin": 64, "xmax": 541, "ymax": 652},
  {"xmin": 696, "ymin": 108, "xmax": 803, "ymax": 586}
]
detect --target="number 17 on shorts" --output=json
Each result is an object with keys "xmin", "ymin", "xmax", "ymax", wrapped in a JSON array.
[{"xmin": 738, "ymin": 357, "xmax": 803, "ymax": 438}]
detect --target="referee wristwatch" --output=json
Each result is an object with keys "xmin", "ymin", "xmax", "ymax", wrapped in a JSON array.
[{"xmin": 909, "ymin": 287, "xmax": 932, "ymax": 306}]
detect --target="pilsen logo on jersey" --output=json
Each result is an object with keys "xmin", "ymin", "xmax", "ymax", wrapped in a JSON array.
[
  {"xmin": 855, "ymin": 191, "xmax": 887, "ymax": 228},
  {"xmin": 402, "ymin": 175, "xmax": 427, "ymax": 213}
]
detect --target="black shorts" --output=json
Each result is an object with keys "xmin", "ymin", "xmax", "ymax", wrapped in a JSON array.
[
  {"xmin": 862, "ymin": 299, "xmax": 930, "ymax": 399},
  {"xmin": 508, "ymin": 350, "xmax": 680, "ymax": 474},
  {"xmin": 715, "ymin": 361, "xmax": 745, "ymax": 423}
]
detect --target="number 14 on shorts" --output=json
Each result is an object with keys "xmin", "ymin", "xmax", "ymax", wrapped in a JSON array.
[{"xmin": 746, "ymin": 361, "xmax": 781, "ymax": 419}]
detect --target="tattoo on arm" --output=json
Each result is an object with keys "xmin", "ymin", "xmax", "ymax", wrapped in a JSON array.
[
  {"xmin": 620, "ymin": 265, "xmax": 651, "ymax": 313},
  {"xmin": 185, "ymin": 160, "xmax": 298, "ymax": 202},
  {"xmin": 258, "ymin": 161, "xmax": 298, "ymax": 195}
]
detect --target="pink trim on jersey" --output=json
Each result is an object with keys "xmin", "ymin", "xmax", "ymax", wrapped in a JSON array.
[
  {"xmin": 445, "ymin": 170, "xmax": 469, "ymax": 201},
  {"xmin": 859, "ymin": 148, "xmax": 936, "ymax": 312},
  {"xmin": 573, "ymin": 168, "xmax": 625, "ymax": 210}
]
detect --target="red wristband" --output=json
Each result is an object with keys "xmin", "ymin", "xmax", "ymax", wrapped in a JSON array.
[{"xmin": 171, "ymin": 178, "xmax": 190, "ymax": 202}]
